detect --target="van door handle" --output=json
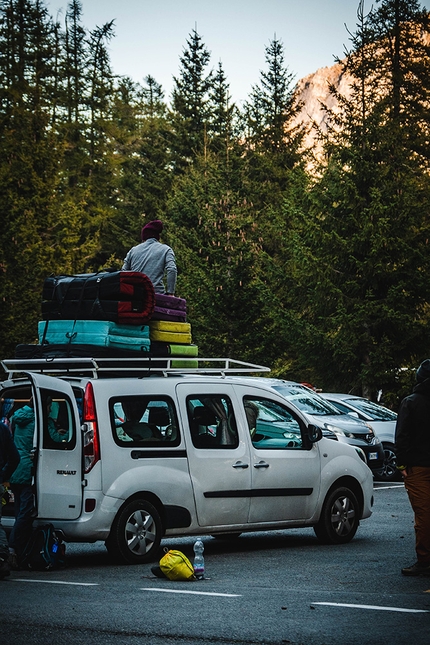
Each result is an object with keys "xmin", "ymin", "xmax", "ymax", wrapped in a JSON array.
[
  {"xmin": 233, "ymin": 461, "xmax": 249, "ymax": 469},
  {"xmin": 254, "ymin": 461, "xmax": 269, "ymax": 469}
]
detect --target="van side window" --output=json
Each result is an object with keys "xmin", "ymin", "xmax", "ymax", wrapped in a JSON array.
[
  {"xmin": 187, "ymin": 395, "xmax": 238, "ymax": 449},
  {"xmin": 41, "ymin": 388, "xmax": 76, "ymax": 450},
  {"xmin": 110, "ymin": 397, "xmax": 180, "ymax": 447},
  {"xmin": 243, "ymin": 397, "xmax": 303, "ymax": 449}
]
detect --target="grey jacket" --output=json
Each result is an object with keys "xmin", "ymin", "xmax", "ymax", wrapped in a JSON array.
[{"xmin": 122, "ymin": 238, "xmax": 177, "ymax": 294}]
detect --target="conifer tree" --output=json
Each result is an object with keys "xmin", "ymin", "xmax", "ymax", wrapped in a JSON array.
[
  {"xmin": 170, "ymin": 28, "xmax": 213, "ymax": 172},
  {"xmin": 0, "ymin": 0, "xmax": 65, "ymax": 354},
  {"xmin": 112, "ymin": 74, "xmax": 173, "ymax": 266},
  {"xmin": 207, "ymin": 61, "xmax": 237, "ymax": 161},
  {"xmin": 167, "ymin": 151, "xmax": 272, "ymax": 361},
  {"xmin": 62, "ymin": 0, "xmax": 87, "ymax": 187},
  {"xmin": 242, "ymin": 37, "xmax": 304, "ymax": 209},
  {"xmin": 281, "ymin": 0, "xmax": 430, "ymax": 401}
]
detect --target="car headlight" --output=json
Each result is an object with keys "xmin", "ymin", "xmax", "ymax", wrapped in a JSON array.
[
  {"xmin": 325, "ymin": 423, "xmax": 355, "ymax": 438},
  {"xmin": 355, "ymin": 447, "xmax": 367, "ymax": 463}
]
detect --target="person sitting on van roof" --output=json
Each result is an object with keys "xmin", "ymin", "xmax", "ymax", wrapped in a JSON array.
[{"xmin": 122, "ymin": 219, "xmax": 177, "ymax": 295}]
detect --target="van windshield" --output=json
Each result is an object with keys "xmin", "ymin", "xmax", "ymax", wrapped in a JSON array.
[{"xmin": 273, "ymin": 385, "xmax": 344, "ymax": 417}]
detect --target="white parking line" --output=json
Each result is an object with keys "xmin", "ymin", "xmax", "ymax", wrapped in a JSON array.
[
  {"xmin": 374, "ymin": 484, "xmax": 404, "ymax": 490},
  {"xmin": 140, "ymin": 587, "xmax": 241, "ymax": 597},
  {"xmin": 312, "ymin": 602, "xmax": 428, "ymax": 613},
  {"xmin": 11, "ymin": 579, "xmax": 99, "ymax": 586}
]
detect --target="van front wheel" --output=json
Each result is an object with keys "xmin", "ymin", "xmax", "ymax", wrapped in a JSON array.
[
  {"xmin": 313, "ymin": 487, "xmax": 359, "ymax": 544},
  {"xmin": 106, "ymin": 499, "xmax": 163, "ymax": 564}
]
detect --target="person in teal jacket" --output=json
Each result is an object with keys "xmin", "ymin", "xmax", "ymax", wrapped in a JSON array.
[{"xmin": 9, "ymin": 402, "xmax": 36, "ymax": 564}]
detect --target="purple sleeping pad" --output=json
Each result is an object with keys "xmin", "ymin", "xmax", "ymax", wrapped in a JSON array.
[
  {"xmin": 155, "ymin": 293, "xmax": 186, "ymax": 312},
  {"xmin": 151, "ymin": 307, "xmax": 187, "ymax": 322}
]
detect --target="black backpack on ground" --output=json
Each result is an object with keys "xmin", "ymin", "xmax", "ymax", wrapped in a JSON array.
[{"xmin": 20, "ymin": 523, "xmax": 66, "ymax": 571}]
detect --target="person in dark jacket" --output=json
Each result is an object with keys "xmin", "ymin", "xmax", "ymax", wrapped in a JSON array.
[
  {"xmin": 395, "ymin": 359, "xmax": 430, "ymax": 576},
  {"xmin": 0, "ymin": 421, "xmax": 20, "ymax": 579},
  {"xmin": 9, "ymin": 402, "xmax": 36, "ymax": 566}
]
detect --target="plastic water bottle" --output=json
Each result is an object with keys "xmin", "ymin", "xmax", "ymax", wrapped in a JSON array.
[{"xmin": 193, "ymin": 538, "xmax": 205, "ymax": 579}]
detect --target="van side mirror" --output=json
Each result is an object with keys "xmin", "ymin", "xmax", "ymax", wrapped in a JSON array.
[{"xmin": 307, "ymin": 424, "xmax": 322, "ymax": 443}]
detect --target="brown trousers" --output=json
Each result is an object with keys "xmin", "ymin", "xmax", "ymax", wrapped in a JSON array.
[{"xmin": 404, "ymin": 466, "xmax": 430, "ymax": 563}]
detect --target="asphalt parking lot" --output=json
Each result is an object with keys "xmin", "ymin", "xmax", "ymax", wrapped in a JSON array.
[{"xmin": 2, "ymin": 481, "xmax": 429, "ymax": 645}]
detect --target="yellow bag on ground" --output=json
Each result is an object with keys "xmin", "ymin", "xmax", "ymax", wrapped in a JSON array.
[{"xmin": 159, "ymin": 549, "xmax": 195, "ymax": 581}]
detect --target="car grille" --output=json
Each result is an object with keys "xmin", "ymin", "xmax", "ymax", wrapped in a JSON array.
[{"xmin": 349, "ymin": 432, "xmax": 375, "ymax": 444}]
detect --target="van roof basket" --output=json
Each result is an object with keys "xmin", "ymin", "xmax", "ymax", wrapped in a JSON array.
[{"xmin": 1, "ymin": 357, "xmax": 271, "ymax": 379}]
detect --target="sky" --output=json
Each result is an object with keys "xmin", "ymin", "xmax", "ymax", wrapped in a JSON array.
[{"xmin": 50, "ymin": 0, "xmax": 430, "ymax": 106}]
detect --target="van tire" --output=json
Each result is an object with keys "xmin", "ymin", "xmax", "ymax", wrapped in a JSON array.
[
  {"xmin": 313, "ymin": 487, "xmax": 359, "ymax": 544},
  {"xmin": 106, "ymin": 499, "xmax": 162, "ymax": 564}
]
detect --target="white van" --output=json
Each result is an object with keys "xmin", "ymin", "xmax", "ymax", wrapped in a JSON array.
[{"xmin": 1, "ymin": 357, "xmax": 374, "ymax": 564}]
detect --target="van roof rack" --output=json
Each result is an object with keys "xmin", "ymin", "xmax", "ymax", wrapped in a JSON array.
[{"xmin": 1, "ymin": 357, "xmax": 271, "ymax": 379}]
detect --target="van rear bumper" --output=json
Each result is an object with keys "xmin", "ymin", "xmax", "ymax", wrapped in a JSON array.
[
  {"xmin": 2, "ymin": 493, "xmax": 124, "ymax": 543},
  {"xmin": 53, "ymin": 492, "xmax": 124, "ymax": 542}
]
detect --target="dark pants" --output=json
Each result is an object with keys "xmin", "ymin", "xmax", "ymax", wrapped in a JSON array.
[
  {"xmin": 0, "ymin": 484, "xmax": 9, "ymax": 559},
  {"xmin": 9, "ymin": 483, "xmax": 34, "ymax": 557}
]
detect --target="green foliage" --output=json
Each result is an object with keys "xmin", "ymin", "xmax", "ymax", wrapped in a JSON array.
[
  {"xmin": 279, "ymin": 0, "xmax": 430, "ymax": 401},
  {"xmin": 170, "ymin": 28, "xmax": 213, "ymax": 172},
  {"xmin": 241, "ymin": 37, "xmax": 305, "ymax": 215},
  {"xmin": 167, "ymin": 152, "xmax": 273, "ymax": 363}
]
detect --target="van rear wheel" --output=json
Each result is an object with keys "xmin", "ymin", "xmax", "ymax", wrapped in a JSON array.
[{"xmin": 106, "ymin": 499, "xmax": 163, "ymax": 564}]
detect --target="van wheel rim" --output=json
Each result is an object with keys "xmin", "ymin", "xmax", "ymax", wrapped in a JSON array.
[
  {"xmin": 380, "ymin": 447, "xmax": 397, "ymax": 479},
  {"xmin": 331, "ymin": 496, "xmax": 356, "ymax": 536},
  {"xmin": 125, "ymin": 509, "xmax": 156, "ymax": 556}
]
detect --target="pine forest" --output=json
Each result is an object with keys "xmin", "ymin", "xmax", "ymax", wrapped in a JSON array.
[{"xmin": 1, "ymin": 0, "xmax": 430, "ymax": 407}]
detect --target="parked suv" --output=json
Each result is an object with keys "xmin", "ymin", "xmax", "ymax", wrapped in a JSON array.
[{"xmin": 0, "ymin": 357, "xmax": 374, "ymax": 565}]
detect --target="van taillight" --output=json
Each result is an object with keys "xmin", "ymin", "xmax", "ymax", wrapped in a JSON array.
[{"xmin": 83, "ymin": 382, "xmax": 100, "ymax": 473}]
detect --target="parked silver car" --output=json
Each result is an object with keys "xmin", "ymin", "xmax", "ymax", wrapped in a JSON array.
[
  {"xmin": 250, "ymin": 381, "xmax": 385, "ymax": 475},
  {"xmin": 320, "ymin": 393, "xmax": 399, "ymax": 482}
]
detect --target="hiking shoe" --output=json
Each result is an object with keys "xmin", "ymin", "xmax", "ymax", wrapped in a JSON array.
[
  {"xmin": 401, "ymin": 561, "xmax": 430, "ymax": 576},
  {"xmin": 0, "ymin": 557, "xmax": 11, "ymax": 579}
]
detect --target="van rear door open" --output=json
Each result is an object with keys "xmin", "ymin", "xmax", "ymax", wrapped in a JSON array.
[{"xmin": 30, "ymin": 373, "xmax": 83, "ymax": 520}]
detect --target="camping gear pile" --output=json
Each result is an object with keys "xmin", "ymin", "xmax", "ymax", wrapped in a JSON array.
[{"xmin": 16, "ymin": 271, "xmax": 198, "ymax": 364}]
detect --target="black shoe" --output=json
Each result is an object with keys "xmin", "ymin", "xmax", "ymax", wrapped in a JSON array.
[{"xmin": 401, "ymin": 561, "xmax": 430, "ymax": 576}]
